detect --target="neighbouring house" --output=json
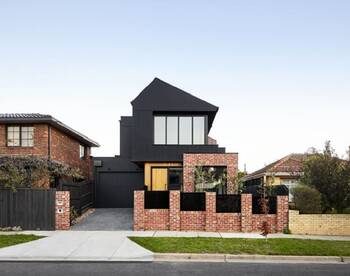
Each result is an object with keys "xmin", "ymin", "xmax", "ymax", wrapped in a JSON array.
[
  {"xmin": 0, "ymin": 113, "xmax": 100, "ymax": 186},
  {"xmin": 94, "ymin": 78, "xmax": 238, "ymax": 208},
  {"xmin": 242, "ymin": 153, "xmax": 307, "ymax": 201}
]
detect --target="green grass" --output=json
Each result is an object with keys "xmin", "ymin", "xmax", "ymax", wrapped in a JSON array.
[
  {"xmin": 0, "ymin": 235, "xmax": 43, "ymax": 249},
  {"xmin": 129, "ymin": 237, "xmax": 350, "ymax": 256}
]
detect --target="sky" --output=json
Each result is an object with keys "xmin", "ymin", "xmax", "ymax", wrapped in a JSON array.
[{"xmin": 0, "ymin": 0, "xmax": 349, "ymax": 172}]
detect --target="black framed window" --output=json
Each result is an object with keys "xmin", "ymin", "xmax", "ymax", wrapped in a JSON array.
[
  {"xmin": 7, "ymin": 125, "xmax": 34, "ymax": 147},
  {"xmin": 154, "ymin": 115, "xmax": 206, "ymax": 145},
  {"xmin": 168, "ymin": 167, "xmax": 183, "ymax": 190}
]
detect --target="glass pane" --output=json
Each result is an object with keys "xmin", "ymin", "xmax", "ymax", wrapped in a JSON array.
[
  {"xmin": 27, "ymin": 139, "xmax": 34, "ymax": 147},
  {"xmin": 179, "ymin": 117, "xmax": 192, "ymax": 144},
  {"xmin": 193, "ymin": 116, "xmax": 205, "ymax": 144},
  {"xmin": 154, "ymin": 116, "xmax": 166, "ymax": 144},
  {"xmin": 166, "ymin": 116, "xmax": 178, "ymax": 144},
  {"xmin": 168, "ymin": 168, "xmax": 183, "ymax": 190}
]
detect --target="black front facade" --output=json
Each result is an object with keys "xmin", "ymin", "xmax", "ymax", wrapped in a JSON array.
[{"xmin": 94, "ymin": 78, "xmax": 226, "ymax": 207}]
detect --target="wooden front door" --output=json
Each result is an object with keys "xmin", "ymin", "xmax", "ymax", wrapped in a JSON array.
[{"xmin": 151, "ymin": 168, "xmax": 168, "ymax": 191}]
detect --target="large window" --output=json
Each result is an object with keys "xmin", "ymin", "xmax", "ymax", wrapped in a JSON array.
[
  {"xmin": 194, "ymin": 166, "xmax": 227, "ymax": 195},
  {"xmin": 154, "ymin": 116, "xmax": 206, "ymax": 145},
  {"xmin": 154, "ymin": 116, "xmax": 166, "ymax": 144},
  {"xmin": 7, "ymin": 125, "xmax": 34, "ymax": 147}
]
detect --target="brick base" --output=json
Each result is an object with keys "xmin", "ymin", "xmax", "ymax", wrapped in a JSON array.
[
  {"xmin": 134, "ymin": 191, "xmax": 289, "ymax": 233},
  {"xmin": 55, "ymin": 191, "xmax": 70, "ymax": 230}
]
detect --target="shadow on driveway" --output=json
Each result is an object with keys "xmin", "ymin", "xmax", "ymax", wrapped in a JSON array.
[{"xmin": 71, "ymin": 208, "xmax": 133, "ymax": 231}]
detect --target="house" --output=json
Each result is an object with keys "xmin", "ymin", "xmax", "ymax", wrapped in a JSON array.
[
  {"xmin": 0, "ymin": 113, "xmax": 99, "ymax": 185},
  {"xmin": 242, "ymin": 153, "xmax": 307, "ymax": 200},
  {"xmin": 94, "ymin": 78, "xmax": 238, "ymax": 208}
]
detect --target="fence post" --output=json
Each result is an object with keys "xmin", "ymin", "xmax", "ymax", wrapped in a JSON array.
[
  {"xmin": 169, "ymin": 191, "xmax": 180, "ymax": 231},
  {"xmin": 55, "ymin": 191, "xmax": 70, "ymax": 230},
  {"xmin": 241, "ymin": 194, "xmax": 252, "ymax": 232},
  {"xmin": 205, "ymin": 192, "xmax": 216, "ymax": 232},
  {"xmin": 134, "ymin": 191, "xmax": 145, "ymax": 231},
  {"xmin": 277, "ymin": 195, "xmax": 289, "ymax": 232}
]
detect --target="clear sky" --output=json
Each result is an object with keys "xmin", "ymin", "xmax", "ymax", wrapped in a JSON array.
[{"xmin": 1, "ymin": 0, "xmax": 349, "ymax": 172}]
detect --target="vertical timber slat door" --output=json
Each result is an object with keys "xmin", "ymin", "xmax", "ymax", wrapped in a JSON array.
[{"xmin": 151, "ymin": 168, "xmax": 168, "ymax": 191}]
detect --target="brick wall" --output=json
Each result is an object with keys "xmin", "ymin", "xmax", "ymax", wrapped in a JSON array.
[
  {"xmin": 134, "ymin": 191, "xmax": 289, "ymax": 233},
  {"xmin": 0, "ymin": 124, "xmax": 49, "ymax": 157},
  {"xmin": 144, "ymin": 209, "xmax": 170, "ymax": 230},
  {"xmin": 289, "ymin": 210, "xmax": 350, "ymax": 236},
  {"xmin": 55, "ymin": 191, "xmax": 70, "ymax": 230},
  {"xmin": 0, "ymin": 123, "xmax": 93, "ymax": 181},
  {"xmin": 180, "ymin": 211, "xmax": 206, "ymax": 231},
  {"xmin": 183, "ymin": 153, "xmax": 238, "ymax": 194},
  {"xmin": 50, "ymin": 127, "xmax": 92, "ymax": 180}
]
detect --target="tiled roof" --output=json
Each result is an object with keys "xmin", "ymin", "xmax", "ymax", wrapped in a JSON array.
[
  {"xmin": 0, "ymin": 113, "xmax": 99, "ymax": 147},
  {"xmin": 243, "ymin": 153, "xmax": 307, "ymax": 181},
  {"xmin": 0, "ymin": 113, "xmax": 51, "ymax": 119}
]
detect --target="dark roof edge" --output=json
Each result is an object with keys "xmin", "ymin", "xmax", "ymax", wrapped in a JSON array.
[
  {"xmin": 0, "ymin": 117, "xmax": 100, "ymax": 147},
  {"xmin": 131, "ymin": 78, "xmax": 219, "ymax": 111}
]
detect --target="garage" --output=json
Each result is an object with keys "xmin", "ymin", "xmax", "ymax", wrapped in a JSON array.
[{"xmin": 95, "ymin": 171, "xmax": 144, "ymax": 208}]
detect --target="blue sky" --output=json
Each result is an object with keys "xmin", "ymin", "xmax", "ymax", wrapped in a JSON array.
[{"xmin": 0, "ymin": 0, "xmax": 349, "ymax": 171}]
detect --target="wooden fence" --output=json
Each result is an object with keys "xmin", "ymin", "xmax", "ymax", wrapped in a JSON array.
[
  {"xmin": 0, "ymin": 189, "xmax": 56, "ymax": 230},
  {"xmin": 60, "ymin": 179, "xmax": 93, "ymax": 215}
]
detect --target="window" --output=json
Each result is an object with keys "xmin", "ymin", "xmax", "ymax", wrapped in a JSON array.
[
  {"xmin": 154, "ymin": 116, "xmax": 166, "ymax": 144},
  {"xmin": 79, "ymin": 145, "xmax": 85, "ymax": 159},
  {"xmin": 7, "ymin": 126, "xmax": 34, "ymax": 147},
  {"xmin": 194, "ymin": 166, "xmax": 227, "ymax": 194},
  {"xmin": 179, "ymin": 117, "xmax": 192, "ymax": 144},
  {"xmin": 154, "ymin": 115, "xmax": 206, "ymax": 145},
  {"xmin": 193, "ymin": 116, "xmax": 205, "ymax": 144},
  {"xmin": 168, "ymin": 167, "xmax": 183, "ymax": 190},
  {"xmin": 281, "ymin": 179, "xmax": 298, "ymax": 202},
  {"xmin": 166, "ymin": 116, "xmax": 178, "ymax": 144}
]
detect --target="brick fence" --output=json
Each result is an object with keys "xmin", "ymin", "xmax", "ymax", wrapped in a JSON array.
[
  {"xmin": 134, "ymin": 191, "xmax": 289, "ymax": 232},
  {"xmin": 55, "ymin": 191, "xmax": 70, "ymax": 230},
  {"xmin": 289, "ymin": 210, "xmax": 350, "ymax": 236}
]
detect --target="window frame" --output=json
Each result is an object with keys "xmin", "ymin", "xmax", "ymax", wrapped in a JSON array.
[
  {"xmin": 6, "ymin": 125, "xmax": 34, "ymax": 147},
  {"xmin": 79, "ymin": 144, "xmax": 86, "ymax": 159},
  {"xmin": 153, "ymin": 115, "xmax": 208, "ymax": 145}
]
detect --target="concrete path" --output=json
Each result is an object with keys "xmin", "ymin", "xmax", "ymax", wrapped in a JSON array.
[
  {"xmin": 0, "ymin": 230, "xmax": 349, "ymax": 262},
  {"xmin": 0, "ymin": 231, "xmax": 153, "ymax": 261},
  {"xmin": 71, "ymin": 209, "xmax": 133, "ymax": 231}
]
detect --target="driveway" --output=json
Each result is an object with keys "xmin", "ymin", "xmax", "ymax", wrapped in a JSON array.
[
  {"xmin": 71, "ymin": 208, "xmax": 133, "ymax": 231},
  {"xmin": 0, "ymin": 231, "xmax": 153, "ymax": 261}
]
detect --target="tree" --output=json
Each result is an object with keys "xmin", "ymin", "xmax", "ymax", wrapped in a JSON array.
[
  {"xmin": 0, "ymin": 155, "xmax": 83, "ymax": 191},
  {"xmin": 301, "ymin": 141, "xmax": 350, "ymax": 213},
  {"xmin": 291, "ymin": 185, "xmax": 322, "ymax": 214}
]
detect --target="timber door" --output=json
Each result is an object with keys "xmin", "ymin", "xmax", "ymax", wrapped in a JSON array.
[{"xmin": 151, "ymin": 168, "xmax": 168, "ymax": 191}]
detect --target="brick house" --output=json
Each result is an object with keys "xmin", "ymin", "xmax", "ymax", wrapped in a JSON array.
[
  {"xmin": 0, "ymin": 114, "xmax": 99, "ymax": 186},
  {"xmin": 242, "ymin": 153, "xmax": 307, "ymax": 201}
]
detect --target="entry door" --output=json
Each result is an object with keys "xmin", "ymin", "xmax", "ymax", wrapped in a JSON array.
[{"xmin": 151, "ymin": 168, "xmax": 168, "ymax": 191}]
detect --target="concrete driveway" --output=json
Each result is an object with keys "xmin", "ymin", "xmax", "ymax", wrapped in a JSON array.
[
  {"xmin": 71, "ymin": 209, "xmax": 133, "ymax": 231},
  {"xmin": 0, "ymin": 231, "xmax": 153, "ymax": 261}
]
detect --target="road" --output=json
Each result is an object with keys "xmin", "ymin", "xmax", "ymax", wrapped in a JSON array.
[{"xmin": 0, "ymin": 262, "xmax": 349, "ymax": 276}]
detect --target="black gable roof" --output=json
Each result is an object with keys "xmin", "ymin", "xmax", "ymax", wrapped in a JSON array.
[{"xmin": 132, "ymin": 78, "xmax": 219, "ymax": 129}]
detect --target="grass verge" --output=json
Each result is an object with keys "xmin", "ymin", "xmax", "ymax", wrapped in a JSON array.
[
  {"xmin": 129, "ymin": 237, "xmax": 350, "ymax": 256},
  {"xmin": 0, "ymin": 235, "xmax": 43, "ymax": 249}
]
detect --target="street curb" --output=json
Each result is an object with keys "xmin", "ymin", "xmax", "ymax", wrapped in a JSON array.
[{"xmin": 154, "ymin": 253, "xmax": 347, "ymax": 264}]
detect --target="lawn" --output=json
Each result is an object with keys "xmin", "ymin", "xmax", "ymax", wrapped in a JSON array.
[
  {"xmin": 129, "ymin": 237, "xmax": 350, "ymax": 256},
  {"xmin": 0, "ymin": 235, "xmax": 43, "ymax": 249}
]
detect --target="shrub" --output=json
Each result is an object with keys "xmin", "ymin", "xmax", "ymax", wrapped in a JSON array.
[
  {"xmin": 0, "ymin": 155, "xmax": 83, "ymax": 190},
  {"xmin": 291, "ymin": 185, "xmax": 322, "ymax": 214}
]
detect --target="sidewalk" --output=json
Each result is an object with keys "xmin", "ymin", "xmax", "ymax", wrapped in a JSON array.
[
  {"xmin": 3, "ymin": 230, "xmax": 350, "ymax": 240},
  {"xmin": 0, "ymin": 230, "xmax": 349, "ymax": 262}
]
